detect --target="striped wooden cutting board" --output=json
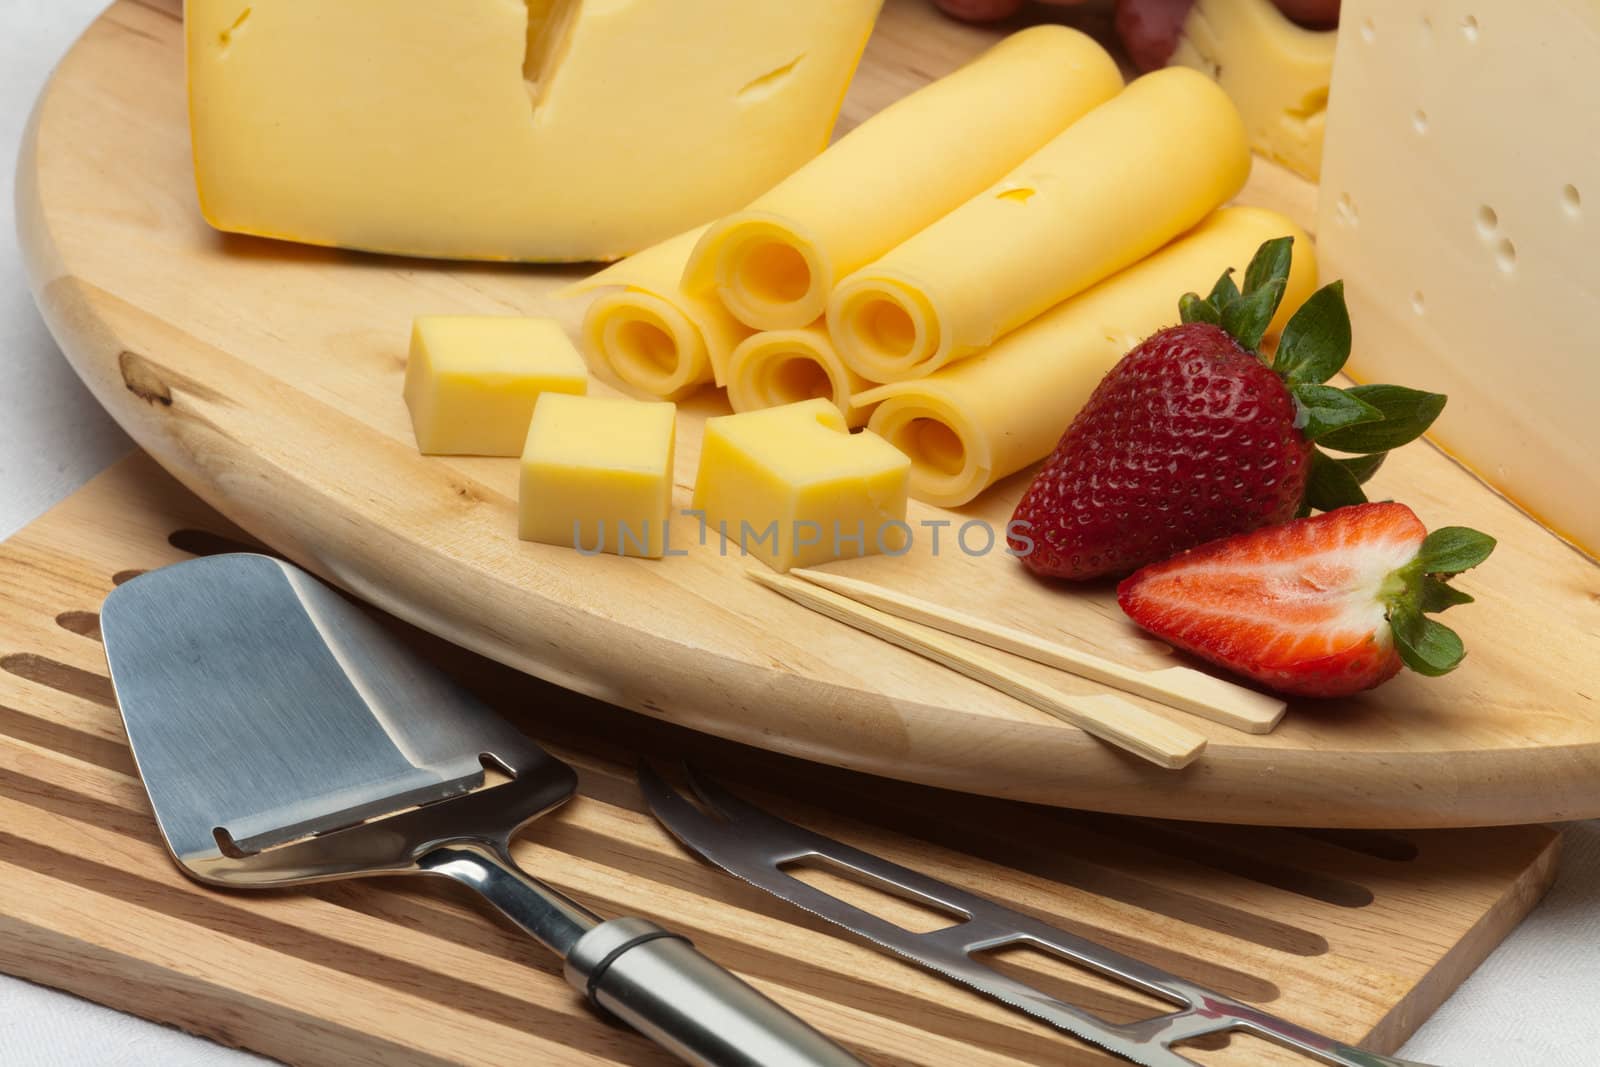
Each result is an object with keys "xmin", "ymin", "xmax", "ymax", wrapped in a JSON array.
[
  {"xmin": 0, "ymin": 454, "xmax": 1548, "ymax": 1062},
  {"xmin": 0, "ymin": 453, "xmax": 1559, "ymax": 1065}
]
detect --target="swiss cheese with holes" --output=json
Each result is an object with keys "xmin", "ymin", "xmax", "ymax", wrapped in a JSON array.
[
  {"xmin": 185, "ymin": 0, "xmax": 883, "ymax": 262},
  {"xmin": 1318, "ymin": 1, "xmax": 1599, "ymax": 555}
]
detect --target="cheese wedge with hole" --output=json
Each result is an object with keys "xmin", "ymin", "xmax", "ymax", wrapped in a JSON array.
[
  {"xmin": 569, "ymin": 227, "xmax": 750, "ymax": 399},
  {"xmin": 186, "ymin": 0, "xmax": 883, "ymax": 262},
  {"xmin": 681, "ymin": 26, "xmax": 1124, "ymax": 330},
  {"xmin": 829, "ymin": 68, "xmax": 1251, "ymax": 383},
  {"xmin": 725, "ymin": 326, "xmax": 873, "ymax": 428},
  {"xmin": 860, "ymin": 208, "xmax": 1316, "ymax": 506},
  {"xmin": 1318, "ymin": 0, "xmax": 1600, "ymax": 556},
  {"xmin": 1170, "ymin": 0, "xmax": 1336, "ymax": 180}
]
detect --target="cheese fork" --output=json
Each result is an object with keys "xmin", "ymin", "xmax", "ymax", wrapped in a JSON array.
[{"xmin": 642, "ymin": 764, "xmax": 1434, "ymax": 1067}]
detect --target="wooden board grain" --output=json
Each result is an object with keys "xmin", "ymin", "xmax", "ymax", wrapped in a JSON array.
[
  {"xmin": 0, "ymin": 452, "xmax": 1563, "ymax": 1065},
  {"xmin": 18, "ymin": 0, "xmax": 1600, "ymax": 827}
]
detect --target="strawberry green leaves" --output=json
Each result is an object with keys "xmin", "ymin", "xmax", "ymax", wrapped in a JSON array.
[
  {"xmin": 1334, "ymin": 452, "xmax": 1386, "ymax": 484},
  {"xmin": 1208, "ymin": 267, "xmax": 1242, "ymax": 309},
  {"xmin": 1241, "ymin": 235, "xmax": 1294, "ymax": 299},
  {"xmin": 1180, "ymin": 236, "xmax": 1295, "ymax": 351},
  {"xmin": 1178, "ymin": 291, "xmax": 1219, "ymax": 326},
  {"xmin": 1223, "ymin": 237, "xmax": 1292, "ymax": 351},
  {"xmin": 1390, "ymin": 603, "xmax": 1468, "ymax": 677},
  {"xmin": 1420, "ymin": 579, "xmax": 1476, "ymax": 612},
  {"xmin": 1176, "ymin": 237, "xmax": 1292, "ymax": 355},
  {"xmin": 1316, "ymin": 385, "xmax": 1448, "ymax": 454},
  {"xmin": 1274, "ymin": 279, "xmax": 1372, "ymax": 504},
  {"xmin": 1386, "ymin": 525, "xmax": 1496, "ymax": 677},
  {"xmin": 1300, "ymin": 383, "xmax": 1445, "ymax": 511},
  {"xmin": 1179, "ymin": 267, "xmax": 1240, "ymax": 326},
  {"xmin": 1293, "ymin": 383, "xmax": 1382, "ymax": 441},
  {"xmin": 1222, "ymin": 284, "xmax": 1285, "ymax": 353},
  {"xmin": 1273, "ymin": 280, "xmax": 1351, "ymax": 386},
  {"xmin": 1304, "ymin": 449, "xmax": 1370, "ymax": 511},
  {"xmin": 1416, "ymin": 526, "xmax": 1498, "ymax": 572}
]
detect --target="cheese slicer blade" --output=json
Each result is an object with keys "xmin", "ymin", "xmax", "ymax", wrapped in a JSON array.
[{"xmin": 100, "ymin": 553, "xmax": 862, "ymax": 1067}]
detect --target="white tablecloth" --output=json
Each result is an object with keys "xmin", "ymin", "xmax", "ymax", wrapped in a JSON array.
[{"xmin": 2, "ymin": 5, "xmax": 1596, "ymax": 1064}]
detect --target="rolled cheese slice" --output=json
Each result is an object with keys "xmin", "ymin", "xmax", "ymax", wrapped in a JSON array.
[
  {"xmin": 831, "ymin": 68, "xmax": 1252, "ymax": 383},
  {"xmin": 860, "ymin": 207, "xmax": 1317, "ymax": 507},
  {"xmin": 681, "ymin": 26, "xmax": 1124, "ymax": 331},
  {"xmin": 725, "ymin": 326, "xmax": 875, "ymax": 428},
  {"xmin": 569, "ymin": 228, "xmax": 751, "ymax": 399}
]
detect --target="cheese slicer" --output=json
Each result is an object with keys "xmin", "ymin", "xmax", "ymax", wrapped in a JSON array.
[{"xmin": 98, "ymin": 552, "xmax": 862, "ymax": 1067}]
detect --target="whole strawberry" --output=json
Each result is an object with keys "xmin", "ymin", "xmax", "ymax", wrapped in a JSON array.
[
  {"xmin": 1010, "ymin": 237, "xmax": 1445, "ymax": 580},
  {"xmin": 1117, "ymin": 502, "xmax": 1495, "ymax": 697}
]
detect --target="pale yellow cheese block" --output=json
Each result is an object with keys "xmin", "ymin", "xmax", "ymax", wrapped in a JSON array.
[
  {"xmin": 1171, "ymin": 0, "xmax": 1336, "ymax": 180},
  {"xmin": 1318, "ymin": 0, "xmax": 1600, "ymax": 557},
  {"xmin": 693, "ymin": 399, "xmax": 910, "ymax": 573},
  {"xmin": 860, "ymin": 207, "xmax": 1316, "ymax": 506},
  {"xmin": 830, "ymin": 68, "xmax": 1252, "ymax": 384},
  {"xmin": 186, "ymin": 0, "xmax": 883, "ymax": 262},
  {"xmin": 568, "ymin": 227, "xmax": 750, "ymax": 399},
  {"xmin": 403, "ymin": 316, "xmax": 588, "ymax": 457},
  {"xmin": 681, "ymin": 26, "xmax": 1124, "ymax": 330},
  {"xmin": 725, "ymin": 326, "xmax": 873, "ymax": 428},
  {"xmin": 519, "ymin": 394, "xmax": 677, "ymax": 559}
]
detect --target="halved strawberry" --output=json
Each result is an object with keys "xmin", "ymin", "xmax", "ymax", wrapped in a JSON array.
[{"xmin": 1116, "ymin": 502, "xmax": 1495, "ymax": 697}]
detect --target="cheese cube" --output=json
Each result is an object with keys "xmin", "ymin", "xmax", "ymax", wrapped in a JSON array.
[
  {"xmin": 693, "ymin": 399, "xmax": 910, "ymax": 572},
  {"xmin": 1170, "ymin": 0, "xmax": 1335, "ymax": 180},
  {"xmin": 184, "ymin": 0, "xmax": 884, "ymax": 262},
  {"xmin": 403, "ymin": 316, "xmax": 587, "ymax": 457},
  {"xmin": 519, "ymin": 395, "xmax": 676, "ymax": 559},
  {"xmin": 1318, "ymin": 0, "xmax": 1600, "ymax": 555}
]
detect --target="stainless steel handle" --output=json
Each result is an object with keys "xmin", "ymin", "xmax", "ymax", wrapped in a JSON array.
[
  {"xmin": 566, "ymin": 917, "xmax": 865, "ymax": 1067},
  {"xmin": 419, "ymin": 841, "xmax": 599, "ymax": 957},
  {"xmin": 422, "ymin": 844, "xmax": 863, "ymax": 1067}
]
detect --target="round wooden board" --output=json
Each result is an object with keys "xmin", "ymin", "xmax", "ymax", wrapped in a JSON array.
[{"xmin": 20, "ymin": 0, "xmax": 1600, "ymax": 827}]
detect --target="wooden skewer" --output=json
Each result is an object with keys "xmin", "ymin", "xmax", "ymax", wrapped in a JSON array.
[
  {"xmin": 790, "ymin": 567, "xmax": 1285, "ymax": 735},
  {"xmin": 748, "ymin": 570, "xmax": 1207, "ymax": 770}
]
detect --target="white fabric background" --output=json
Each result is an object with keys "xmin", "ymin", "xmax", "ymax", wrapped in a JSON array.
[{"xmin": 1, "ymin": 3, "xmax": 1596, "ymax": 1064}]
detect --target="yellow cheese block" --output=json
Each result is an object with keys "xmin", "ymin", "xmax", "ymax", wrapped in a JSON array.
[
  {"xmin": 692, "ymin": 399, "xmax": 910, "ymax": 572},
  {"xmin": 403, "ymin": 316, "xmax": 587, "ymax": 456},
  {"xmin": 829, "ymin": 68, "xmax": 1251, "ymax": 383},
  {"xmin": 186, "ymin": 0, "xmax": 883, "ymax": 262},
  {"xmin": 725, "ymin": 326, "xmax": 873, "ymax": 429},
  {"xmin": 1319, "ymin": 0, "xmax": 1600, "ymax": 557},
  {"xmin": 1170, "ymin": 0, "xmax": 1336, "ymax": 180},
  {"xmin": 569, "ymin": 227, "xmax": 751, "ymax": 399},
  {"xmin": 681, "ymin": 26, "xmax": 1123, "ymax": 330},
  {"xmin": 519, "ymin": 394, "xmax": 676, "ymax": 559},
  {"xmin": 860, "ymin": 207, "xmax": 1316, "ymax": 506}
]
